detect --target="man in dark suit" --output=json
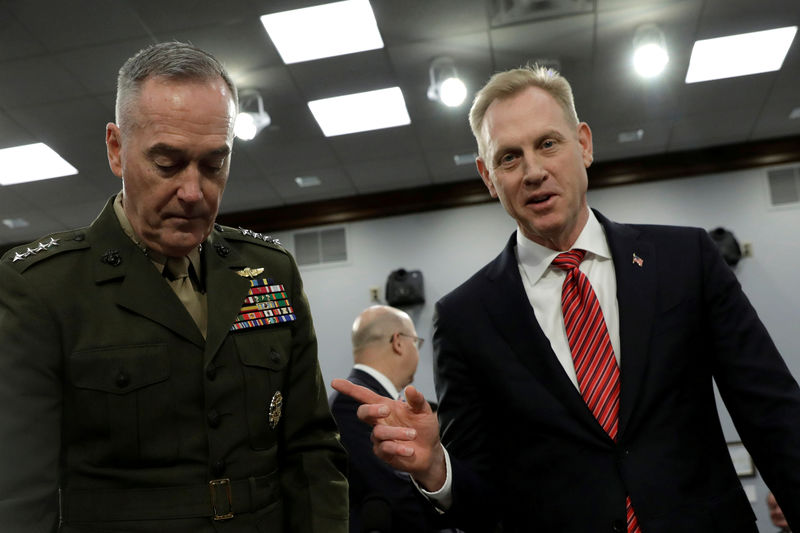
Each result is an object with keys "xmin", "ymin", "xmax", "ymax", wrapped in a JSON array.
[
  {"xmin": 332, "ymin": 65, "xmax": 800, "ymax": 532},
  {"xmin": 0, "ymin": 42, "xmax": 347, "ymax": 532},
  {"xmin": 330, "ymin": 305, "xmax": 442, "ymax": 532}
]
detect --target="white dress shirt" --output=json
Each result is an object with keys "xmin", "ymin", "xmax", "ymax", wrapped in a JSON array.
[
  {"xmin": 353, "ymin": 363, "xmax": 400, "ymax": 400},
  {"xmin": 516, "ymin": 209, "xmax": 620, "ymax": 388}
]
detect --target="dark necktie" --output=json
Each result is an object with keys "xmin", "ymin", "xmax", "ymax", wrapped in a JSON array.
[{"xmin": 552, "ymin": 249, "xmax": 641, "ymax": 533}]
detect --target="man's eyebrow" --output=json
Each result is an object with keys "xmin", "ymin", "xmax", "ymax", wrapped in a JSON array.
[
  {"xmin": 146, "ymin": 143, "xmax": 231, "ymax": 158},
  {"xmin": 207, "ymin": 146, "xmax": 231, "ymax": 157},
  {"xmin": 146, "ymin": 144, "xmax": 184, "ymax": 158}
]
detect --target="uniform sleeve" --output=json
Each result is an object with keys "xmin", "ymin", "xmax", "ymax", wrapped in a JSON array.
[
  {"xmin": 0, "ymin": 262, "xmax": 61, "ymax": 533},
  {"xmin": 700, "ymin": 230, "xmax": 800, "ymax": 530},
  {"xmin": 279, "ymin": 254, "xmax": 349, "ymax": 532}
]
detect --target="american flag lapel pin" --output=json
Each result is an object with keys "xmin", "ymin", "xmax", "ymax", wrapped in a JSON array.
[{"xmin": 632, "ymin": 253, "xmax": 644, "ymax": 267}]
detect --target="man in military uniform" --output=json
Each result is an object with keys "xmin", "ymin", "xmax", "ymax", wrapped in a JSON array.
[{"xmin": 0, "ymin": 42, "xmax": 348, "ymax": 532}]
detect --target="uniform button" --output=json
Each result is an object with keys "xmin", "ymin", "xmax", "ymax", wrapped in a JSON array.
[
  {"xmin": 116, "ymin": 372, "xmax": 130, "ymax": 388},
  {"xmin": 211, "ymin": 459, "xmax": 226, "ymax": 477},
  {"xmin": 206, "ymin": 364, "xmax": 217, "ymax": 381},
  {"xmin": 612, "ymin": 519, "xmax": 625, "ymax": 532},
  {"xmin": 207, "ymin": 409, "xmax": 221, "ymax": 428},
  {"xmin": 73, "ymin": 234, "xmax": 85, "ymax": 242},
  {"xmin": 270, "ymin": 350, "xmax": 282, "ymax": 365}
]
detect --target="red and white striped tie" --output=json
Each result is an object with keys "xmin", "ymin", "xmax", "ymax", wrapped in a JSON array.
[{"xmin": 553, "ymin": 249, "xmax": 641, "ymax": 533}]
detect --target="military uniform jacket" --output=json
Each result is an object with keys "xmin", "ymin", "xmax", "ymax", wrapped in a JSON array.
[{"xmin": 0, "ymin": 197, "xmax": 348, "ymax": 533}]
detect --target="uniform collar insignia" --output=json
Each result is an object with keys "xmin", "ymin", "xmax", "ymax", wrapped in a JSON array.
[{"xmin": 12, "ymin": 237, "xmax": 59, "ymax": 262}]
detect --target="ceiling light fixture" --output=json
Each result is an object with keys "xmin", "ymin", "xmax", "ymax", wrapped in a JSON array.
[
  {"xmin": 427, "ymin": 57, "xmax": 468, "ymax": 107},
  {"xmin": 618, "ymin": 129, "xmax": 645, "ymax": 143},
  {"xmin": 294, "ymin": 176, "xmax": 322, "ymax": 188},
  {"xmin": 0, "ymin": 143, "xmax": 78, "ymax": 185},
  {"xmin": 308, "ymin": 87, "xmax": 410, "ymax": 137},
  {"xmin": 2, "ymin": 218, "xmax": 30, "ymax": 229},
  {"xmin": 685, "ymin": 26, "xmax": 797, "ymax": 84},
  {"xmin": 234, "ymin": 90, "xmax": 271, "ymax": 141},
  {"xmin": 633, "ymin": 24, "xmax": 669, "ymax": 78},
  {"xmin": 260, "ymin": 0, "xmax": 383, "ymax": 64}
]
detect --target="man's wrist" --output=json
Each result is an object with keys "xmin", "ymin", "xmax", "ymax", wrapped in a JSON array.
[{"xmin": 416, "ymin": 443, "xmax": 448, "ymax": 492}]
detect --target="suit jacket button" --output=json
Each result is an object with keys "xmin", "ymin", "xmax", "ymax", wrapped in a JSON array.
[
  {"xmin": 207, "ymin": 409, "xmax": 221, "ymax": 428},
  {"xmin": 206, "ymin": 364, "xmax": 217, "ymax": 381},
  {"xmin": 115, "ymin": 372, "xmax": 130, "ymax": 389},
  {"xmin": 211, "ymin": 459, "xmax": 226, "ymax": 477},
  {"xmin": 612, "ymin": 519, "xmax": 625, "ymax": 532}
]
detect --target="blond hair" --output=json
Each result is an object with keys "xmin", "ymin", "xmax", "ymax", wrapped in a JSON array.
[{"xmin": 469, "ymin": 65, "xmax": 579, "ymax": 159}]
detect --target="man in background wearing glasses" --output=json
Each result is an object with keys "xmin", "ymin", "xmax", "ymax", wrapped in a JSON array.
[{"xmin": 330, "ymin": 305, "xmax": 442, "ymax": 532}]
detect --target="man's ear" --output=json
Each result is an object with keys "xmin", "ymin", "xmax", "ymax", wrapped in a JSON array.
[
  {"xmin": 389, "ymin": 332, "xmax": 404, "ymax": 355},
  {"xmin": 106, "ymin": 123, "xmax": 124, "ymax": 178},
  {"xmin": 476, "ymin": 157, "xmax": 498, "ymax": 198},
  {"xmin": 577, "ymin": 122, "xmax": 593, "ymax": 168}
]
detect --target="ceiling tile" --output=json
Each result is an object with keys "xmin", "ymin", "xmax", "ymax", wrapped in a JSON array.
[
  {"xmin": 9, "ymin": 1, "xmax": 145, "ymax": 50},
  {"xmin": 266, "ymin": 166, "xmax": 357, "ymax": 203},
  {"xmin": 0, "ymin": 56, "xmax": 87, "ymax": 107},
  {"xmin": 346, "ymin": 154, "xmax": 431, "ymax": 193}
]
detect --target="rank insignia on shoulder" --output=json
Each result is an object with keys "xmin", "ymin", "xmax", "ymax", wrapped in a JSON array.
[
  {"xmin": 230, "ymin": 278, "xmax": 297, "ymax": 332},
  {"xmin": 238, "ymin": 227, "xmax": 281, "ymax": 246},
  {"xmin": 12, "ymin": 237, "xmax": 59, "ymax": 262},
  {"xmin": 268, "ymin": 391, "xmax": 283, "ymax": 429},
  {"xmin": 236, "ymin": 267, "xmax": 265, "ymax": 278}
]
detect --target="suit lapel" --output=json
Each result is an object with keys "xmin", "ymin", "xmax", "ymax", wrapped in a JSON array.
[
  {"xmin": 90, "ymin": 200, "xmax": 205, "ymax": 348},
  {"xmin": 350, "ymin": 369, "xmax": 392, "ymax": 400},
  {"xmin": 482, "ymin": 233, "xmax": 610, "ymax": 440},
  {"xmin": 595, "ymin": 211, "xmax": 657, "ymax": 438},
  {"xmin": 203, "ymin": 232, "xmax": 252, "ymax": 364}
]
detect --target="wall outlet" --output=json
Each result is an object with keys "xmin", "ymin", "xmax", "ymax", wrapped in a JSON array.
[
  {"xmin": 369, "ymin": 287, "xmax": 380, "ymax": 302},
  {"xmin": 741, "ymin": 242, "xmax": 752, "ymax": 257}
]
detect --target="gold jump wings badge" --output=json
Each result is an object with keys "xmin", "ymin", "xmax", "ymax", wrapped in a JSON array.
[{"xmin": 236, "ymin": 267, "xmax": 265, "ymax": 278}]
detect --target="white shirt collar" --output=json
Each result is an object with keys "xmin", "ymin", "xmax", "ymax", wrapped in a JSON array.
[
  {"xmin": 516, "ymin": 208, "xmax": 611, "ymax": 284},
  {"xmin": 353, "ymin": 364, "xmax": 401, "ymax": 400}
]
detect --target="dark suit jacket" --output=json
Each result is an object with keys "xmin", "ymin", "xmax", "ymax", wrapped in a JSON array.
[
  {"xmin": 432, "ymin": 210, "xmax": 800, "ymax": 533},
  {"xmin": 0, "ymin": 197, "xmax": 348, "ymax": 533},
  {"xmin": 330, "ymin": 368, "xmax": 441, "ymax": 532}
]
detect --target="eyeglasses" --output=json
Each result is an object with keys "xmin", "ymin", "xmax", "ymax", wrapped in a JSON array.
[{"xmin": 393, "ymin": 332, "xmax": 424, "ymax": 350}]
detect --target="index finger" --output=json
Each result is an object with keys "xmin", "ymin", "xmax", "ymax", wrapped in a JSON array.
[{"xmin": 331, "ymin": 378, "xmax": 385, "ymax": 405}]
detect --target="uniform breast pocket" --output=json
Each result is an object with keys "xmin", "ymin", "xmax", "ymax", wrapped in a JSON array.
[
  {"xmin": 233, "ymin": 328, "xmax": 291, "ymax": 450},
  {"xmin": 69, "ymin": 344, "xmax": 177, "ymax": 465}
]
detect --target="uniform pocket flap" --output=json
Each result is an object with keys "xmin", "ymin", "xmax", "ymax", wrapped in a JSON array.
[
  {"xmin": 71, "ymin": 344, "xmax": 169, "ymax": 394},
  {"xmin": 236, "ymin": 330, "xmax": 290, "ymax": 371}
]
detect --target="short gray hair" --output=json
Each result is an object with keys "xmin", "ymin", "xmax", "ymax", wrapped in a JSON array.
[
  {"xmin": 115, "ymin": 41, "xmax": 238, "ymax": 131},
  {"xmin": 469, "ymin": 64, "xmax": 579, "ymax": 159}
]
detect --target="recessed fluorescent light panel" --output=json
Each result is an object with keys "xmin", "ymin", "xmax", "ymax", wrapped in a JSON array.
[
  {"xmin": 260, "ymin": 0, "xmax": 384, "ymax": 64},
  {"xmin": 618, "ymin": 129, "xmax": 644, "ymax": 143},
  {"xmin": 2, "ymin": 218, "xmax": 29, "ymax": 229},
  {"xmin": 294, "ymin": 176, "xmax": 322, "ymax": 188},
  {"xmin": 308, "ymin": 87, "xmax": 410, "ymax": 137},
  {"xmin": 0, "ymin": 143, "xmax": 78, "ymax": 185},
  {"xmin": 685, "ymin": 26, "xmax": 797, "ymax": 83}
]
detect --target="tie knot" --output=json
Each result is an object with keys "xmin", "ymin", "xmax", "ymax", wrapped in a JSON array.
[
  {"xmin": 165, "ymin": 256, "xmax": 190, "ymax": 280},
  {"xmin": 552, "ymin": 249, "xmax": 586, "ymax": 271}
]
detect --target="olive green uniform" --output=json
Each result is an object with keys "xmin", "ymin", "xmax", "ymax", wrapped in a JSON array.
[{"xmin": 0, "ymin": 197, "xmax": 348, "ymax": 532}]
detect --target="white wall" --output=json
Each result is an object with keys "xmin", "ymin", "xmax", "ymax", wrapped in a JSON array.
[{"xmin": 273, "ymin": 163, "xmax": 799, "ymax": 532}]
